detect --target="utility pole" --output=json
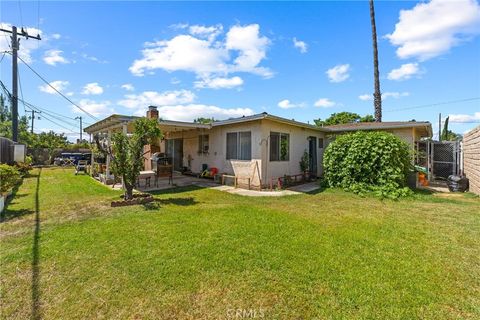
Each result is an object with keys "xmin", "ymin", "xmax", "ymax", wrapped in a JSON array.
[
  {"xmin": 370, "ymin": 0, "xmax": 382, "ymax": 122},
  {"xmin": 0, "ymin": 26, "xmax": 41, "ymax": 142},
  {"xmin": 30, "ymin": 110, "xmax": 41, "ymax": 133},
  {"xmin": 75, "ymin": 116, "xmax": 83, "ymax": 142}
]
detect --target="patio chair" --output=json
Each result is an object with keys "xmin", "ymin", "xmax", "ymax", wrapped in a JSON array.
[{"xmin": 75, "ymin": 160, "xmax": 88, "ymax": 175}]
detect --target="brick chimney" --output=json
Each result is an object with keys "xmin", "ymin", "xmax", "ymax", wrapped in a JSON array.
[{"xmin": 146, "ymin": 105, "xmax": 159, "ymax": 119}]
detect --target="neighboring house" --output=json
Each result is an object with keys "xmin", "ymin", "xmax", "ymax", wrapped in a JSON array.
[
  {"xmin": 84, "ymin": 106, "xmax": 432, "ymax": 188},
  {"xmin": 325, "ymin": 121, "xmax": 432, "ymax": 150}
]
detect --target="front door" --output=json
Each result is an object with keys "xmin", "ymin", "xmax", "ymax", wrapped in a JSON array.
[
  {"xmin": 166, "ymin": 138, "xmax": 183, "ymax": 172},
  {"xmin": 308, "ymin": 136, "xmax": 317, "ymax": 176}
]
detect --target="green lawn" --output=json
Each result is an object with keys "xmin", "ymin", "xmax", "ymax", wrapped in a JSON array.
[{"xmin": 1, "ymin": 167, "xmax": 479, "ymax": 319}]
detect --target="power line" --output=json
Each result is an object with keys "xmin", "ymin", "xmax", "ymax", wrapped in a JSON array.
[
  {"xmin": 1, "ymin": 79, "xmax": 81, "ymax": 132},
  {"xmin": 384, "ymin": 97, "xmax": 480, "ymax": 113},
  {"xmin": 17, "ymin": 66, "xmax": 27, "ymax": 115},
  {"xmin": 22, "ymin": 100, "xmax": 79, "ymax": 129},
  {"xmin": 24, "ymin": 104, "xmax": 77, "ymax": 134},
  {"xmin": 15, "ymin": 54, "xmax": 99, "ymax": 121}
]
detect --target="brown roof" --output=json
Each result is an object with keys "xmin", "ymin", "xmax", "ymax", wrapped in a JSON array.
[{"xmin": 325, "ymin": 121, "xmax": 432, "ymax": 137}]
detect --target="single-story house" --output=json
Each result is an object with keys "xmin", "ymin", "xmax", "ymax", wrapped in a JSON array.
[{"xmin": 84, "ymin": 106, "xmax": 432, "ymax": 189}]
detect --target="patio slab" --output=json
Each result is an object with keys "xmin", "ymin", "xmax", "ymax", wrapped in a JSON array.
[{"xmin": 210, "ymin": 182, "xmax": 320, "ymax": 197}]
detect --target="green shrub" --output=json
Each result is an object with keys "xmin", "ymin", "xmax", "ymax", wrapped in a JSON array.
[
  {"xmin": 0, "ymin": 164, "xmax": 20, "ymax": 195},
  {"xmin": 299, "ymin": 150, "xmax": 309, "ymax": 172},
  {"xmin": 323, "ymin": 131, "xmax": 413, "ymax": 199}
]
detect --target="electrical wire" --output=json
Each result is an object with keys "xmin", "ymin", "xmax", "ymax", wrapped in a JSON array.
[
  {"xmin": 17, "ymin": 66, "xmax": 27, "ymax": 116},
  {"xmin": 23, "ymin": 103, "xmax": 77, "ymax": 133},
  {"xmin": 15, "ymin": 54, "xmax": 99, "ymax": 121},
  {"xmin": 0, "ymin": 79, "xmax": 80, "ymax": 132},
  {"xmin": 384, "ymin": 97, "xmax": 480, "ymax": 113},
  {"xmin": 22, "ymin": 100, "xmax": 79, "ymax": 129},
  {"xmin": 0, "ymin": 52, "xmax": 7, "ymax": 64}
]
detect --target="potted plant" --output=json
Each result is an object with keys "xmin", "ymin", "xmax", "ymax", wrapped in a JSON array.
[{"xmin": 299, "ymin": 150, "xmax": 309, "ymax": 181}]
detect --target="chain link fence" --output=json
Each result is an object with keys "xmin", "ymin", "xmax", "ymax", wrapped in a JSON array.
[{"xmin": 415, "ymin": 140, "xmax": 461, "ymax": 182}]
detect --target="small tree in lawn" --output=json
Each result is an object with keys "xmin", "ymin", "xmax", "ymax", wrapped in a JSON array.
[{"xmin": 110, "ymin": 118, "xmax": 162, "ymax": 200}]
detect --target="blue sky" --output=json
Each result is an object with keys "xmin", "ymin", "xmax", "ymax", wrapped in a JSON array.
[{"xmin": 1, "ymin": 0, "xmax": 479, "ymax": 141}]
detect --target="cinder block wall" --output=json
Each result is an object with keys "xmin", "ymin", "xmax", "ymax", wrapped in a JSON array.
[{"xmin": 463, "ymin": 126, "xmax": 480, "ymax": 195}]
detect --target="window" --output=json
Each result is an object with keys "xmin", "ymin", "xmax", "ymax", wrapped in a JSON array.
[
  {"xmin": 270, "ymin": 132, "xmax": 290, "ymax": 161},
  {"xmin": 226, "ymin": 131, "xmax": 251, "ymax": 160},
  {"xmin": 198, "ymin": 134, "xmax": 209, "ymax": 154},
  {"xmin": 318, "ymin": 138, "xmax": 324, "ymax": 149}
]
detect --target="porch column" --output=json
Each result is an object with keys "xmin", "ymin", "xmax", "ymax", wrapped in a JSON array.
[{"xmin": 106, "ymin": 129, "xmax": 112, "ymax": 177}]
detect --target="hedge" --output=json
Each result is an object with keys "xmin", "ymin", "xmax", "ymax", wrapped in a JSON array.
[{"xmin": 323, "ymin": 131, "xmax": 413, "ymax": 198}]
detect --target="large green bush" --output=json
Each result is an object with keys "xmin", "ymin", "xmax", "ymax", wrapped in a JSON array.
[
  {"xmin": 323, "ymin": 131, "xmax": 413, "ymax": 198},
  {"xmin": 0, "ymin": 164, "xmax": 20, "ymax": 195}
]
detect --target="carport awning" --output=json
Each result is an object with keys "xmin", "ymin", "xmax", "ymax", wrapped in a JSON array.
[
  {"xmin": 158, "ymin": 120, "xmax": 210, "ymax": 133},
  {"xmin": 84, "ymin": 116, "xmax": 211, "ymax": 135},
  {"xmin": 84, "ymin": 115, "xmax": 138, "ymax": 134}
]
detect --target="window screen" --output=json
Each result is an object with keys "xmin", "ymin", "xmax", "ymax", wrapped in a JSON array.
[
  {"xmin": 239, "ymin": 132, "xmax": 251, "ymax": 160},
  {"xmin": 226, "ymin": 131, "xmax": 251, "ymax": 160},
  {"xmin": 198, "ymin": 135, "xmax": 209, "ymax": 154},
  {"xmin": 270, "ymin": 132, "xmax": 289, "ymax": 161},
  {"xmin": 226, "ymin": 132, "xmax": 237, "ymax": 160}
]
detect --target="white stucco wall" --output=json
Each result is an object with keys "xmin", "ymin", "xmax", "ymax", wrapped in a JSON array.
[
  {"xmin": 260, "ymin": 119, "xmax": 326, "ymax": 185},
  {"xmin": 163, "ymin": 119, "xmax": 326, "ymax": 187},
  {"xmin": 165, "ymin": 120, "xmax": 264, "ymax": 187}
]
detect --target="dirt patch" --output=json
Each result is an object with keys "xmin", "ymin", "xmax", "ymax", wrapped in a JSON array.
[{"xmin": 111, "ymin": 194, "xmax": 154, "ymax": 207}]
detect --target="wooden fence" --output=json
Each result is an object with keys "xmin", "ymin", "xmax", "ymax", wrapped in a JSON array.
[
  {"xmin": 463, "ymin": 126, "xmax": 480, "ymax": 195},
  {"xmin": 0, "ymin": 137, "xmax": 15, "ymax": 164}
]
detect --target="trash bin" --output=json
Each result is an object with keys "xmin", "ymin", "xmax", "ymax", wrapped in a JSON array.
[{"xmin": 446, "ymin": 175, "xmax": 469, "ymax": 192}]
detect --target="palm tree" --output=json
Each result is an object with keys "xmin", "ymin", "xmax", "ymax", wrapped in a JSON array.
[{"xmin": 370, "ymin": 0, "xmax": 382, "ymax": 122}]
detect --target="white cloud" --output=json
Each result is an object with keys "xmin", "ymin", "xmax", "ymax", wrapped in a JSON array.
[
  {"xmin": 135, "ymin": 104, "xmax": 255, "ymax": 122},
  {"xmin": 359, "ymin": 91, "xmax": 410, "ymax": 100},
  {"xmin": 0, "ymin": 22, "xmax": 43, "ymax": 63},
  {"xmin": 73, "ymin": 99, "xmax": 114, "ymax": 117},
  {"xmin": 226, "ymin": 24, "xmax": 272, "ymax": 77},
  {"xmin": 130, "ymin": 34, "xmax": 228, "ymax": 76},
  {"xmin": 194, "ymin": 76, "xmax": 243, "ymax": 89},
  {"xmin": 293, "ymin": 37, "xmax": 308, "ymax": 53},
  {"xmin": 118, "ymin": 90, "xmax": 196, "ymax": 109},
  {"xmin": 387, "ymin": 63, "xmax": 421, "ymax": 81},
  {"xmin": 383, "ymin": 91, "xmax": 410, "ymax": 99},
  {"xmin": 129, "ymin": 23, "xmax": 272, "ymax": 81},
  {"xmin": 171, "ymin": 77, "xmax": 181, "ymax": 85},
  {"xmin": 326, "ymin": 64, "xmax": 350, "ymax": 83},
  {"xmin": 121, "ymin": 83, "xmax": 135, "ymax": 91},
  {"xmin": 386, "ymin": 0, "xmax": 480, "ymax": 61},
  {"xmin": 189, "ymin": 24, "xmax": 223, "ymax": 41},
  {"xmin": 51, "ymin": 33, "xmax": 61, "ymax": 40},
  {"xmin": 43, "ymin": 49, "xmax": 69, "ymax": 66},
  {"xmin": 448, "ymin": 112, "xmax": 480, "ymax": 123},
  {"xmin": 82, "ymin": 82, "xmax": 104, "ymax": 95},
  {"xmin": 359, "ymin": 94, "xmax": 372, "ymax": 101},
  {"xmin": 39, "ymin": 80, "xmax": 69, "ymax": 94},
  {"xmin": 277, "ymin": 99, "xmax": 305, "ymax": 109},
  {"xmin": 81, "ymin": 53, "xmax": 108, "ymax": 64},
  {"xmin": 314, "ymin": 98, "xmax": 336, "ymax": 108}
]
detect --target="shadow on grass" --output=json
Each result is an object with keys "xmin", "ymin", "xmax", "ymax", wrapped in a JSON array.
[
  {"xmin": 32, "ymin": 168, "xmax": 42, "ymax": 320},
  {"xmin": 143, "ymin": 197, "xmax": 199, "ymax": 210},
  {"xmin": 1, "ymin": 176, "xmax": 34, "ymax": 222},
  {"xmin": 304, "ymin": 187, "xmax": 327, "ymax": 195},
  {"xmin": 148, "ymin": 185, "xmax": 205, "ymax": 196}
]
